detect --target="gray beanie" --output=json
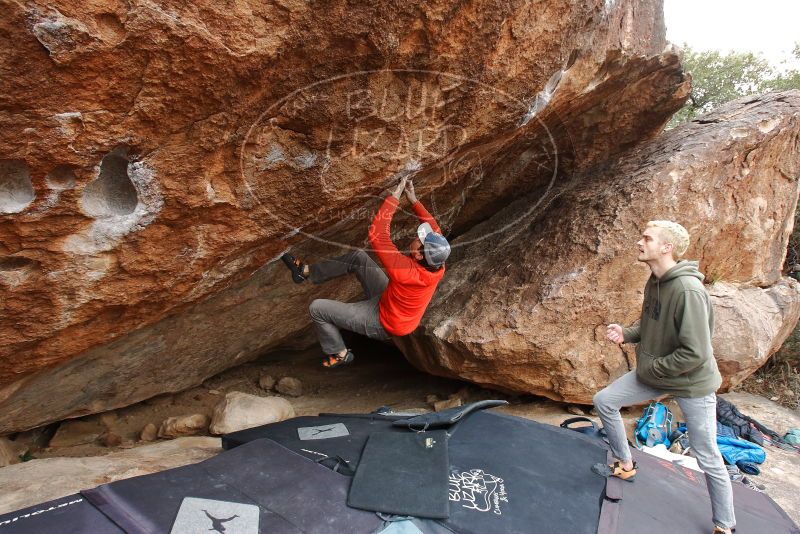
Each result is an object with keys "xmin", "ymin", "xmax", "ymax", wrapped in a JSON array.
[{"xmin": 417, "ymin": 223, "xmax": 451, "ymax": 267}]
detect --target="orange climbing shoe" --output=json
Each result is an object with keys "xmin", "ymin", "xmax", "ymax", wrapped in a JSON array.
[
  {"xmin": 322, "ymin": 350, "xmax": 354, "ymax": 368},
  {"xmin": 591, "ymin": 461, "xmax": 637, "ymax": 482}
]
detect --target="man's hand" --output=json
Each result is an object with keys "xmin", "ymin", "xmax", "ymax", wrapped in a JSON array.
[
  {"xmin": 405, "ymin": 180, "xmax": 418, "ymax": 204},
  {"xmin": 389, "ymin": 176, "xmax": 408, "ymax": 200},
  {"xmin": 606, "ymin": 324, "xmax": 624, "ymax": 344}
]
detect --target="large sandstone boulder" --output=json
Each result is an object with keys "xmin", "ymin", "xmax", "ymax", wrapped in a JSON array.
[
  {"xmin": 712, "ymin": 279, "xmax": 800, "ymax": 389},
  {"xmin": 398, "ymin": 91, "xmax": 800, "ymax": 403},
  {"xmin": 0, "ymin": 0, "xmax": 680, "ymax": 433}
]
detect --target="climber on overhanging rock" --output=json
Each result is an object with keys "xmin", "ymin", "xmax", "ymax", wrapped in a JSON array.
[{"xmin": 281, "ymin": 176, "xmax": 450, "ymax": 368}]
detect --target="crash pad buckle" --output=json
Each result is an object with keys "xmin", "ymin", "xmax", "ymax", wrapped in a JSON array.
[{"xmin": 408, "ymin": 421, "xmax": 430, "ymax": 433}]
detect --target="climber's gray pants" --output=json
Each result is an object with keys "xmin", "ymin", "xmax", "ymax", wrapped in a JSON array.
[{"xmin": 308, "ymin": 250, "xmax": 391, "ymax": 354}]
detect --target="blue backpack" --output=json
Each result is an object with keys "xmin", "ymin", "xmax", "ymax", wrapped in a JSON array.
[{"xmin": 634, "ymin": 402, "xmax": 674, "ymax": 448}]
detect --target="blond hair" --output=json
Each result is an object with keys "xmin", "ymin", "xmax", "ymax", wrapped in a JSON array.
[{"xmin": 646, "ymin": 220, "xmax": 690, "ymax": 258}]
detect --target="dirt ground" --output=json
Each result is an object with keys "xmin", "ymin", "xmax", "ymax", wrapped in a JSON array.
[
  {"xmin": 9, "ymin": 338, "xmax": 578, "ymax": 460},
  {"xmin": 5, "ymin": 337, "xmax": 790, "ymax": 462}
]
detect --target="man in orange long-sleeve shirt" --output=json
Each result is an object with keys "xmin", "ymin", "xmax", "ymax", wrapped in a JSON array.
[{"xmin": 281, "ymin": 176, "xmax": 450, "ymax": 368}]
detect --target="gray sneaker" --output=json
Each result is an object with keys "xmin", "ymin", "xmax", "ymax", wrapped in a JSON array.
[{"xmin": 741, "ymin": 476, "xmax": 766, "ymax": 493}]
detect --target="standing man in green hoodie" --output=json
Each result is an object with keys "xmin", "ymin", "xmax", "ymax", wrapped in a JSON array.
[{"xmin": 592, "ymin": 220, "xmax": 735, "ymax": 534}]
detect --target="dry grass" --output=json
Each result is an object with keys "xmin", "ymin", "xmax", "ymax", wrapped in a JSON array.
[{"xmin": 738, "ymin": 329, "xmax": 800, "ymax": 410}]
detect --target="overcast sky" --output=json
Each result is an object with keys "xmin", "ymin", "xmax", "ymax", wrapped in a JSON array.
[{"xmin": 664, "ymin": 0, "xmax": 800, "ymax": 70}]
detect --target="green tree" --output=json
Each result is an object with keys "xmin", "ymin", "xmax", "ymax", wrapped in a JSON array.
[
  {"xmin": 669, "ymin": 44, "xmax": 800, "ymax": 127},
  {"xmin": 767, "ymin": 43, "xmax": 800, "ymax": 91}
]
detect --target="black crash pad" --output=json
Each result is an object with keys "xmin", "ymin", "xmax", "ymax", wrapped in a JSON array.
[
  {"xmin": 599, "ymin": 447, "xmax": 800, "ymax": 534},
  {"xmin": 224, "ymin": 409, "xmax": 608, "ymax": 534},
  {"xmin": 3, "ymin": 408, "xmax": 797, "ymax": 534},
  {"xmin": 223, "ymin": 409, "xmax": 800, "ymax": 534},
  {"xmin": 0, "ymin": 494, "xmax": 123, "ymax": 534},
  {"xmin": 81, "ymin": 438, "xmax": 383, "ymax": 534},
  {"xmin": 348, "ymin": 430, "xmax": 450, "ymax": 519}
]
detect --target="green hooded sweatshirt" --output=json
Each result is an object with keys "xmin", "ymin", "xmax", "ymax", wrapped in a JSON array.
[{"xmin": 622, "ymin": 260, "xmax": 722, "ymax": 398}]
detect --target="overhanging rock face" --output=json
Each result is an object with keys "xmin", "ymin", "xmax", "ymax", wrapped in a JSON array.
[
  {"xmin": 0, "ymin": 0, "xmax": 677, "ymax": 433},
  {"xmin": 1, "ymin": 0, "xmax": 795, "ymax": 431},
  {"xmin": 398, "ymin": 92, "xmax": 800, "ymax": 403}
]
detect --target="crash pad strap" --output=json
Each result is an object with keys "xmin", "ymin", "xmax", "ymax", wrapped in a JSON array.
[
  {"xmin": 603, "ymin": 451, "xmax": 624, "ymax": 501},
  {"xmin": 347, "ymin": 430, "xmax": 450, "ymax": 519},
  {"xmin": 597, "ymin": 499, "xmax": 621, "ymax": 534},
  {"xmin": 597, "ymin": 451, "xmax": 623, "ymax": 534},
  {"xmin": 315, "ymin": 454, "xmax": 355, "ymax": 476},
  {"xmin": 392, "ymin": 400, "xmax": 508, "ymax": 431}
]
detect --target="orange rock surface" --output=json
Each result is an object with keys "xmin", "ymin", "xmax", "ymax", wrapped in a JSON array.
[
  {"xmin": 1, "ymin": 0, "xmax": 796, "ymax": 432},
  {"xmin": 400, "ymin": 92, "xmax": 800, "ymax": 403}
]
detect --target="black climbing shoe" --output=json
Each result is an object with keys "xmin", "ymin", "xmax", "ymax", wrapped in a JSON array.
[{"xmin": 281, "ymin": 253, "xmax": 308, "ymax": 283}]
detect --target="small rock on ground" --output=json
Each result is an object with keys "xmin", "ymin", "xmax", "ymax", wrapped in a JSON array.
[
  {"xmin": 258, "ymin": 374, "xmax": 276, "ymax": 391},
  {"xmin": 158, "ymin": 414, "xmax": 210, "ymax": 439},
  {"xmin": 140, "ymin": 423, "xmax": 158, "ymax": 442},
  {"xmin": 448, "ymin": 387, "xmax": 471, "ymax": 403},
  {"xmin": 434, "ymin": 398, "xmax": 462, "ymax": 411},
  {"xmin": 100, "ymin": 432, "xmax": 122, "ymax": 448},
  {"xmin": 209, "ymin": 392, "xmax": 294, "ymax": 435},
  {"xmin": 567, "ymin": 405, "xmax": 585, "ymax": 416},
  {"xmin": 0, "ymin": 438, "xmax": 18, "ymax": 467},
  {"xmin": 276, "ymin": 377, "xmax": 303, "ymax": 397},
  {"xmin": 47, "ymin": 419, "xmax": 104, "ymax": 448}
]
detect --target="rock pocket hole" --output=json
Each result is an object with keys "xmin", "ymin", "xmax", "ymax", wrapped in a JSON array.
[
  {"xmin": 81, "ymin": 148, "xmax": 138, "ymax": 217},
  {"xmin": 95, "ymin": 13, "xmax": 126, "ymax": 45},
  {"xmin": 0, "ymin": 256, "xmax": 39, "ymax": 286},
  {"xmin": 0, "ymin": 256, "xmax": 37, "ymax": 271},
  {"xmin": 45, "ymin": 165, "xmax": 77, "ymax": 190},
  {"xmin": 0, "ymin": 160, "xmax": 35, "ymax": 214}
]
